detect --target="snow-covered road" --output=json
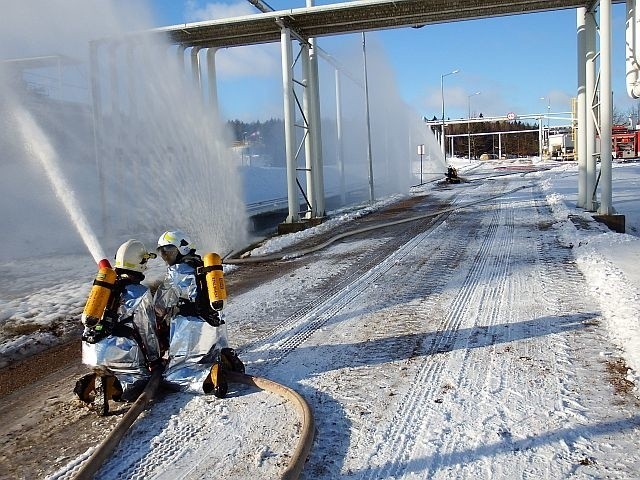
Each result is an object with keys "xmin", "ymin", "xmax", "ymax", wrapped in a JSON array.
[{"xmin": 48, "ymin": 162, "xmax": 640, "ymax": 479}]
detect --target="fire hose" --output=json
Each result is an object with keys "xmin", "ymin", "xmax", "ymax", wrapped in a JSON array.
[
  {"xmin": 224, "ymin": 184, "xmax": 533, "ymax": 265},
  {"xmin": 71, "ymin": 370, "xmax": 315, "ymax": 480},
  {"xmin": 72, "ymin": 178, "xmax": 529, "ymax": 479}
]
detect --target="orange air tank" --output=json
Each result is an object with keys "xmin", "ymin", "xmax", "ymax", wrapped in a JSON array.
[
  {"xmin": 203, "ymin": 252, "xmax": 227, "ymax": 309},
  {"xmin": 81, "ymin": 259, "xmax": 117, "ymax": 327}
]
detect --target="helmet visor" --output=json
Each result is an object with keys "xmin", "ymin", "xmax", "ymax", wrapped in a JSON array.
[{"xmin": 158, "ymin": 245, "xmax": 179, "ymax": 265}]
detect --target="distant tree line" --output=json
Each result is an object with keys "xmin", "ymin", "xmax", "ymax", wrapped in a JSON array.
[
  {"xmin": 428, "ymin": 115, "xmax": 540, "ymax": 158},
  {"xmin": 228, "ymin": 116, "xmax": 543, "ymax": 164},
  {"xmin": 227, "ymin": 118, "xmax": 285, "ymax": 166}
]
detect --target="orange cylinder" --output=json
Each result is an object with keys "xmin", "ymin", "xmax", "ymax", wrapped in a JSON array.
[
  {"xmin": 203, "ymin": 252, "xmax": 227, "ymax": 308},
  {"xmin": 81, "ymin": 261, "xmax": 117, "ymax": 327}
]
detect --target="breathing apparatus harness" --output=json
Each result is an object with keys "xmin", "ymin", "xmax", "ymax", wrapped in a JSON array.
[
  {"xmin": 176, "ymin": 253, "xmax": 226, "ymax": 327},
  {"xmin": 81, "ymin": 269, "xmax": 148, "ymax": 355}
]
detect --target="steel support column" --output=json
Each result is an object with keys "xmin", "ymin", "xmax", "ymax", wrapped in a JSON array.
[
  {"xmin": 89, "ymin": 41, "xmax": 107, "ymax": 234},
  {"xmin": 281, "ymin": 27, "xmax": 300, "ymax": 223},
  {"xmin": 599, "ymin": 0, "xmax": 614, "ymax": 215},
  {"xmin": 302, "ymin": 46, "xmax": 317, "ymax": 218},
  {"xmin": 126, "ymin": 43, "xmax": 137, "ymax": 119},
  {"xmin": 190, "ymin": 46, "xmax": 202, "ymax": 90},
  {"xmin": 585, "ymin": 9, "xmax": 597, "ymax": 211},
  {"xmin": 335, "ymin": 69, "xmax": 346, "ymax": 205},
  {"xmin": 362, "ymin": 32, "xmax": 375, "ymax": 203},
  {"xmin": 176, "ymin": 45, "xmax": 186, "ymax": 71},
  {"xmin": 577, "ymin": 7, "xmax": 588, "ymax": 207},
  {"xmin": 309, "ymin": 36, "xmax": 325, "ymax": 216},
  {"xmin": 206, "ymin": 48, "xmax": 220, "ymax": 119},
  {"xmin": 539, "ymin": 120, "xmax": 543, "ymax": 159}
]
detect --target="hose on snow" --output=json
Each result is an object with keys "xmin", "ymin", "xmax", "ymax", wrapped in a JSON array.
[
  {"xmin": 224, "ymin": 184, "xmax": 533, "ymax": 265},
  {"xmin": 70, "ymin": 370, "xmax": 314, "ymax": 480},
  {"xmin": 226, "ymin": 371, "xmax": 315, "ymax": 480},
  {"xmin": 71, "ymin": 368, "xmax": 163, "ymax": 480}
]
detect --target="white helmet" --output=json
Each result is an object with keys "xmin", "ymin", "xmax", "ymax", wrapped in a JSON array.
[
  {"xmin": 114, "ymin": 239, "xmax": 156, "ymax": 273},
  {"xmin": 157, "ymin": 230, "xmax": 194, "ymax": 256}
]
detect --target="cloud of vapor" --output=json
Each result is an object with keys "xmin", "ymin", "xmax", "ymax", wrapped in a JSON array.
[{"xmin": 0, "ymin": 0, "xmax": 248, "ymax": 261}]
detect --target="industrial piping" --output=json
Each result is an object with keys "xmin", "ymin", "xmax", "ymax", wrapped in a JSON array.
[{"xmin": 627, "ymin": 0, "xmax": 640, "ymax": 98}]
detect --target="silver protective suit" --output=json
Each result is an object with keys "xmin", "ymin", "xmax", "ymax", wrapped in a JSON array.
[
  {"xmin": 154, "ymin": 261, "xmax": 228, "ymax": 394},
  {"xmin": 82, "ymin": 282, "xmax": 161, "ymax": 401}
]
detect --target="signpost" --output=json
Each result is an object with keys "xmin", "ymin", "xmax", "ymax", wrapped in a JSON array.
[{"xmin": 417, "ymin": 144, "xmax": 425, "ymax": 184}]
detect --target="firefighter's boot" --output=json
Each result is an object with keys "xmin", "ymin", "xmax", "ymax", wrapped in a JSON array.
[
  {"xmin": 203, "ymin": 357, "xmax": 228, "ymax": 398},
  {"xmin": 221, "ymin": 348, "xmax": 245, "ymax": 374},
  {"xmin": 74, "ymin": 373, "xmax": 97, "ymax": 403},
  {"xmin": 93, "ymin": 375, "xmax": 123, "ymax": 416}
]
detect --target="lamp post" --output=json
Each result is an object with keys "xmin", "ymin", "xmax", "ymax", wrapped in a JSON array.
[
  {"xmin": 440, "ymin": 69, "xmax": 459, "ymax": 160},
  {"xmin": 540, "ymin": 96, "xmax": 551, "ymax": 157},
  {"xmin": 540, "ymin": 96, "xmax": 551, "ymax": 128},
  {"xmin": 467, "ymin": 91, "xmax": 480, "ymax": 161}
]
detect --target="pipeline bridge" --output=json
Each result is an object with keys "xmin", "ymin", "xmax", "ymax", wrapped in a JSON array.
[{"xmin": 89, "ymin": 0, "xmax": 630, "ymax": 231}]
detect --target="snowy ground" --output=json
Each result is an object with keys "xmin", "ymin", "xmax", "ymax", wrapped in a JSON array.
[{"xmin": 2, "ymin": 158, "xmax": 640, "ymax": 479}]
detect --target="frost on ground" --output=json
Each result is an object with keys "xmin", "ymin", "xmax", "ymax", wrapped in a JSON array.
[{"xmin": 3, "ymin": 159, "xmax": 640, "ymax": 479}]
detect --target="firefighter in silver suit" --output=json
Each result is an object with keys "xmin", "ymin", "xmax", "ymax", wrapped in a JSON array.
[
  {"xmin": 153, "ymin": 229, "xmax": 236, "ymax": 397},
  {"xmin": 75, "ymin": 240, "xmax": 162, "ymax": 413}
]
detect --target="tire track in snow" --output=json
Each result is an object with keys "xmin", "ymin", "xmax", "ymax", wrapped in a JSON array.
[
  {"xmin": 242, "ymin": 214, "xmax": 454, "ymax": 376},
  {"xmin": 420, "ymin": 202, "xmax": 516, "ymax": 478},
  {"xmin": 73, "ymin": 204, "xmax": 457, "ymax": 480},
  {"xmin": 362, "ymin": 192, "xmax": 510, "ymax": 479}
]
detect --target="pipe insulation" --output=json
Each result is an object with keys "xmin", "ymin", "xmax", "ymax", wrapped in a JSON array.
[{"xmin": 626, "ymin": 0, "xmax": 640, "ymax": 98}]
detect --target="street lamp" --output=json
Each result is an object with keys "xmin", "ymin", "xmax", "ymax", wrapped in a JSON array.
[
  {"xmin": 540, "ymin": 96, "xmax": 551, "ymax": 157},
  {"xmin": 441, "ymin": 69, "xmax": 459, "ymax": 160},
  {"xmin": 467, "ymin": 91, "xmax": 480, "ymax": 161},
  {"xmin": 540, "ymin": 96, "xmax": 551, "ymax": 128}
]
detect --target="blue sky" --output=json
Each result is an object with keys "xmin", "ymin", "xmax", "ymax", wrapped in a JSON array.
[{"xmin": 147, "ymin": 1, "xmax": 634, "ymax": 124}]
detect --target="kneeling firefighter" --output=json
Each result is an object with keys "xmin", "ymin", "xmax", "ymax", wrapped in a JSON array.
[
  {"xmin": 75, "ymin": 240, "xmax": 162, "ymax": 415},
  {"xmin": 154, "ymin": 230, "xmax": 244, "ymax": 397}
]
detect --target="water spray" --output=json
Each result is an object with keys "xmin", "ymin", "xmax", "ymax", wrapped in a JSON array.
[{"xmin": 12, "ymin": 105, "xmax": 106, "ymax": 263}]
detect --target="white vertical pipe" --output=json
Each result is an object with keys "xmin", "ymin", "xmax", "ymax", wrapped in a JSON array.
[
  {"xmin": 577, "ymin": 7, "xmax": 588, "ymax": 208},
  {"xmin": 309, "ymin": 38, "xmax": 325, "ymax": 217},
  {"xmin": 498, "ymin": 133, "xmax": 502, "ymax": 159},
  {"xmin": 538, "ymin": 120, "xmax": 543, "ymax": 159},
  {"xmin": 108, "ymin": 44, "xmax": 119, "ymax": 118},
  {"xmin": 206, "ymin": 48, "xmax": 220, "ymax": 120},
  {"xmin": 281, "ymin": 28, "xmax": 299, "ymax": 223},
  {"xmin": 362, "ymin": 32, "xmax": 375, "ymax": 203},
  {"xmin": 302, "ymin": 46, "xmax": 316, "ymax": 217},
  {"xmin": 335, "ymin": 69, "xmax": 345, "ymax": 205},
  {"xmin": 126, "ymin": 42, "xmax": 139, "ymax": 227},
  {"xmin": 599, "ymin": 0, "xmax": 613, "ymax": 215},
  {"xmin": 176, "ymin": 45, "xmax": 186, "ymax": 71},
  {"xmin": 126, "ymin": 43, "xmax": 137, "ymax": 119},
  {"xmin": 440, "ymin": 76, "xmax": 446, "ymax": 158},
  {"xmin": 586, "ymin": 9, "xmax": 597, "ymax": 211},
  {"xmin": 108, "ymin": 43, "xmax": 121, "ymax": 226},
  {"xmin": 626, "ymin": 0, "xmax": 640, "ymax": 98},
  {"xmin": 89, "ymin": 41, "xmax": 107, "ymax": 233},
  {"xmin": 190, "ymin": 47, "xmax": 201, "ymax": 90}
]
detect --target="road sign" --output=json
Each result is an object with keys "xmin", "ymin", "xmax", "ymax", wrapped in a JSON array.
[{"xmin": 507, "ymin": 112, "xmax": 516, "ymax": 121}]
